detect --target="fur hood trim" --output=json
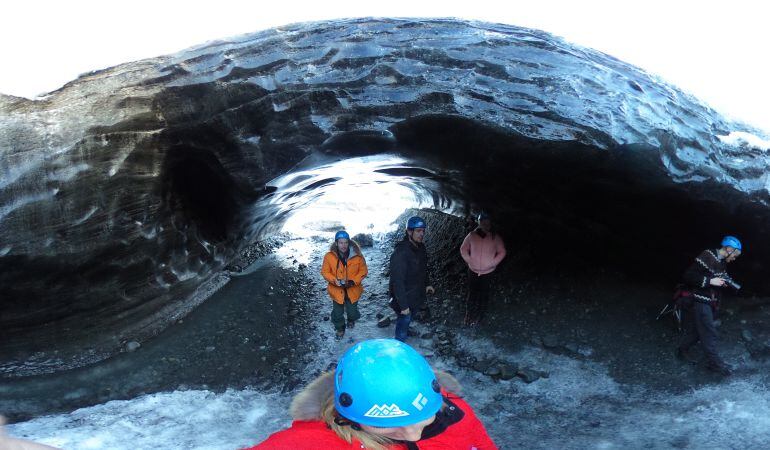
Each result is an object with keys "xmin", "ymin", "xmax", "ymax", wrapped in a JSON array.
[{"xmin": 329, "ymin": 239, "xmax": 363, "ymax": 258}]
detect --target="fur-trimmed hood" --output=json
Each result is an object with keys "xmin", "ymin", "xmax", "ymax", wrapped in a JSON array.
[
  {"xmin": 329, "ymin": 239, "xmax": 363, "ymax": 259},
  {"xmin": 290, "ymin": 370, "xmax": 463, "ymax": 421}
]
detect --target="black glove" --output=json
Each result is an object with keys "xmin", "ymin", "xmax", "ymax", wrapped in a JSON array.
[{"xmin": 346, "ymin": 280, "xmax": 355, "ymax": 288}]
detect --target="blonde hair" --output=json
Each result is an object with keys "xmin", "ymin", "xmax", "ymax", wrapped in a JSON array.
[{"xmin": 319, "ymin": 395, "xmax": 393, "ymax": 450}]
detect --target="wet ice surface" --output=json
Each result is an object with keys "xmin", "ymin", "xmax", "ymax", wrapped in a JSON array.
[
  {"xmin": 7, "ymin": 389, "xmax": 289, "ymax": 450},
  {"xmin": 447, "ymin": 338, "xmax": 770, "ymax": 449},
  {"xmin": 8, "ymin": 230, "xmax": 770, "ymax": 449},
  {"xmin": 10, "ymin": 344, "xmax": 770, "ymax": 448}
]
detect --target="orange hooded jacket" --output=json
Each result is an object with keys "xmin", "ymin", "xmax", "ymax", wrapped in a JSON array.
[{"xmin": 321, "ymin": 240, "xmax": 368, "ymax": 304}]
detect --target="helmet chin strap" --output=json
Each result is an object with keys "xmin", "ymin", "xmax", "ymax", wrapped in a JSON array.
[{"xmin": 334, "ymin": 415, "xmax": 362, "ymax": 431}]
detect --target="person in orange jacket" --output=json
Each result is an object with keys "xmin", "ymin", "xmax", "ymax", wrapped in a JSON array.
[
  {"xmin": 321, "ymin": 230, "xmax": 368, "ymax": 339},
  {"xmin": 248, "ymin": 339, "xmax": 498, "ymax": 450}
]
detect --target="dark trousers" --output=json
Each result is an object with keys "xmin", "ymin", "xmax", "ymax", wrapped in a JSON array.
[
  {"xmin": 679, "ymin": 301, "xmax": 723, "ymax": 366},
  {"xmin": 465, "ymin": 270, "xmax": 492, "ymax": 324},
  {"xmin": 331, "ymin": 298, "xmax": 360, "ymax": 331}
]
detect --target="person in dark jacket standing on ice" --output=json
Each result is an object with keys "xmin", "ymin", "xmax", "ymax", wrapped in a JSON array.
[
  {"xmin": 676, "ymin": 235, "xmax": 742, "ymax": 376},
  {"xmin": 389, "ymin": 216, "xmax": 434, "ymax": 342}
]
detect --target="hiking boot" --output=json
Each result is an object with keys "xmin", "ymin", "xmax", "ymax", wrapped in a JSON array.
[
  {"xmin": 706, "ymin": 362, "xmax": 732, "ymax": 376},
  {"xmin": 335, "ymin": 329, "xmax": 345, "ymax": 340},
  {"xmin": 347, "ymin": 320, "xmax": 355, "ymax": 329},
  {"xmin": 676, "ymin": 348, "xmax": 698, "ymax": 364}
]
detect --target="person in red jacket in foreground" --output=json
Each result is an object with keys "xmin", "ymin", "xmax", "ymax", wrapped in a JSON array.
[{"xmin": 248, "ymin": 339, "xmax": 497, "ymax": 450}]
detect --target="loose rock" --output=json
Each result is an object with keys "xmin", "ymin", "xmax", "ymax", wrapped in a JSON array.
[
  {"xmin": 741, "ymin": 329, "xmax": 753, "ymax": 342},
  {"xmin": 517, "ymin": 367, "xmax": 548, "ymax": 383},
  {"xmin": 125, "ymin": 341, "xmax": 141, "ymax": 352},
  {"xmin": 498, "ymin": 363, "xmax": 519, "ymax": 381},
  {"xmin": 542, "ymin": 334, "xmax": 560, "ymax": 349},
  {"xmin": 353, "ymin": 233, "xmax": 374, "ymax": 247}
]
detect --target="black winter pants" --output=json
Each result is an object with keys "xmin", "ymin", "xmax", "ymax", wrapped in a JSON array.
[
  {"xmin": 679, "ymin": 301, "xmax": 723, "ymax": 367},
  {"xmin": 465, "ymin": 270, "xmax": 492, "ymax": 324}
]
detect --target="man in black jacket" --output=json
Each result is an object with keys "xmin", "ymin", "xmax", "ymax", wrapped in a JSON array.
[
  {"xmin": 677, "ymin": 236, "xmax": 742, "ymax": 375},
  {"xmin": 389, "ymin": 216, "xmax": 435, "ymax": 341}
]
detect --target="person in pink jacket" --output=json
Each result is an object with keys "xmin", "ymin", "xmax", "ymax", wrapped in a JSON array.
[{"xmin": 459, "ymin": 212, "xmax": 506, "ymax": 326}]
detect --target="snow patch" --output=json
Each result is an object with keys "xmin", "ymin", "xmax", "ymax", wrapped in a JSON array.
[{"xmin": 718, "ymin": 131, "xmax": 770, "ymax": 151}]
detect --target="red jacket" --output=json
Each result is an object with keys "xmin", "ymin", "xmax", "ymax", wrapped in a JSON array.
[{"xmin": 247, "ymin": 373, "xmax": 497, "ymax": 450}]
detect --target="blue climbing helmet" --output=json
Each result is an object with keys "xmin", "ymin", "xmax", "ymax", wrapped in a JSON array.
[
  {"xmin": 406, "ymin": 216, "xmax": 426, "ymax": 230},
  {"xmin": 721, "ymin": 235, "xmax": 742, "ymax": 251},
  {"xmin": 334, "ymin": 339, "xmax": 443, "ymax": 427},
  {"xmin": 335, "ymin": 230, "xmax": 350, "ymax": 241}
]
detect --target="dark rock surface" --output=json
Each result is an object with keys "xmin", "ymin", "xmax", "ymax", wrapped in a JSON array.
[
  {"xmin": 1, "ymin": 18, "xmax": 769, "ymax": 376},
  {"xmin": 0, "ymin": 252, "xmax": 318, "ymax": 421},
  {"xmin": 352, "ymin": 233, "xmax": 374, "ymax": 247}
]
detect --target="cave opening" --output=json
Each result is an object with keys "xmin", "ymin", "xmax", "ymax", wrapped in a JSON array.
[
  {"xmin": 273, "ymin": 154, "xmax": 444, "ymax": 236},
  {"xmin": 253, "ymin": 112, "xmax": 767, "ymax": 316},
  {"xmin": 261, "ymin": 115, "xmax": 770, "ymax": 387},
  {"xmin": 160, "ymin": 145, "xmax": 246, "ymax": 243},
  {"xmin": 387, "ymin": 115, "xmax": 764, "ymax": 296}
]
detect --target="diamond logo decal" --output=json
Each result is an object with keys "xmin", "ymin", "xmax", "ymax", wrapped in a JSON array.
[{"xmin": 412, "ymin": 393, "xmax": 429, "ymax": 410}]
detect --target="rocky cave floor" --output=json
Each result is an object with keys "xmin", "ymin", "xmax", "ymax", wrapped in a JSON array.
[
  {"xmin": 6, "ymin": 211, "xmax": 770, "ymax": 448},
  {"xmin": 234, "ymin": 211, "xmax": 770, "ymax": 447}
]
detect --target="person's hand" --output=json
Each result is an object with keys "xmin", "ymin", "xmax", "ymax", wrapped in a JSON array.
[
  {"xmin": 426, "ymin": 286, "xmax": 435, "ymax": 295},
  {"xmin": 710, "ymin": 277, "xmax": 726, "ymax": 287},
  {"xmin": 346, "ymin": 280, "xmax": 355, "ymax": 288},
  {"xmin": 401, "ymin": 308, "xmax": 411, "ymax": 315}
]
